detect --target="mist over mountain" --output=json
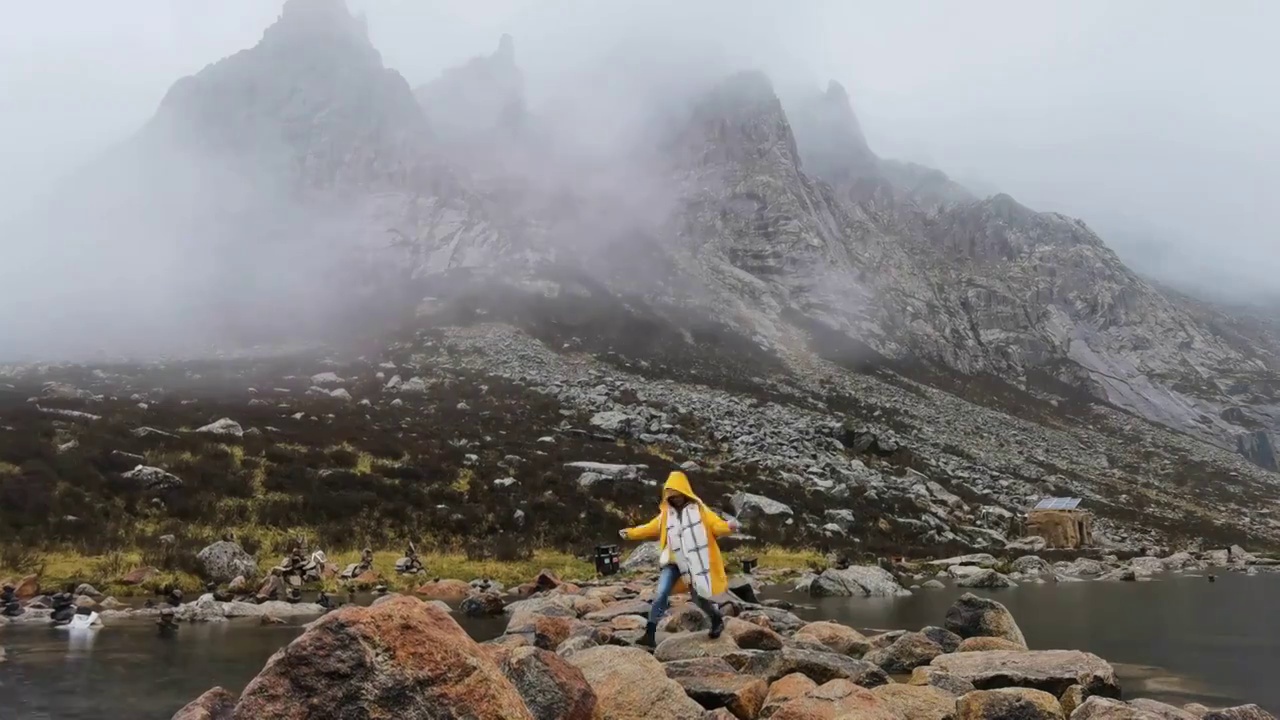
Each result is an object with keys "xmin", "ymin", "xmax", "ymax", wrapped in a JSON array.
[{"xmin": 2, "ymin": 0, "xmax": 1277, "ymax": 482}]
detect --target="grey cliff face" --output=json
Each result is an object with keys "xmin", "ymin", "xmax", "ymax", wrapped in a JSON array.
[{"xmin": 33, "ymin": 1, "xmax": 1280, "ymax": 476}]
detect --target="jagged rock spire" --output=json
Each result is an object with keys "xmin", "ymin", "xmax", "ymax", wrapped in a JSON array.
[{"xmin": 788, "ymin": 78, "xmax": 878, "ymax": 183}]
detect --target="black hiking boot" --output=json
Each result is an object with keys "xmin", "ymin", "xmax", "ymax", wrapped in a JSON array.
[
  {"xmin": 638, "ymin": 622, "xmax": 657, "ymax": 648},
  {"xmin": 708, "ymin": 613, "xmax": 724, "ymax": 640}
]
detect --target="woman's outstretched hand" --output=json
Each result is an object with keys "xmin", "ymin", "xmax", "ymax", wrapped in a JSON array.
[
  {"xmin": 727, "ymin": 519, "xmax": 741, "ymax": 533},
  {"xmin": 618, "ymin": 529, "xmax": 628, "ymax": 539}
]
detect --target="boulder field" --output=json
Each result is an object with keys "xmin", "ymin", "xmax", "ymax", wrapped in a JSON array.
[{"xmin": 168, "ymin": 587, "xmax": 1273, "ymax": 720}]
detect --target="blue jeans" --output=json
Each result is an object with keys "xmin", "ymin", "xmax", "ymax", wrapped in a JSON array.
[{"xmin": 649, "ymin": 564, "xmax": 721, "ymax": 625}]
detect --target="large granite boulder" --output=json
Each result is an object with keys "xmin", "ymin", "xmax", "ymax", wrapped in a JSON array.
[
  {"xmin": 169, "ymin": 687, "xmax": 236, "ymax": 720},
  {"xmin": 945, "ymin": 593, "xmax": 1028, "ymax": 648},
  {"xmin": 955, "ymin": 687, "xmax": 1064, "ymax": 719},
  {"xmin": 498, "ymin": 646, "xmax": 598, "ymax": 720},
  {"xmin": 764, "ymin": 678, "xmax": 901, "ymax": 720},
  {"xmin": 931, "ymin": 649, "xmax": 1120, "ymax": 698},
  {"xmin": 863, "ymin": 631, "xmax": 944, "ymax": 673},
  {"xmin": 809, "ymin": 566, "xmax": 911, "ymax": 597},
  {"xmin": 196, "ymin": 542, "xmax": 258, "ymax": 584},
  {"xmin": 230, "ymin": 596, "xmax": 534, "ymax": 719},
  {"xmin": 793, "ymin": 621, "xmax": 871, "ymax": 657},
  {"xmin": 567, "ymin": 646, "xmax": 704, "ymax": 720}
]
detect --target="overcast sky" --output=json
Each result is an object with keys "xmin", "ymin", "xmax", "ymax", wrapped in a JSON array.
[{"xmin": 2, "ymin": 0, "xmax": 1276, "ymax": 297}]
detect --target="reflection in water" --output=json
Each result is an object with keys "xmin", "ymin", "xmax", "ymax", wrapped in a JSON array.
[
  {"xmin": 762, "ymin": 571, "xmax": 1280, "ymax": 713},
  {"xmin": 64, "ymin": 629, "xmax": 99, "ymax": 657},
  {"xmin": 1, "ymin": 573, "xmax": 1278, "ymax": 718}
]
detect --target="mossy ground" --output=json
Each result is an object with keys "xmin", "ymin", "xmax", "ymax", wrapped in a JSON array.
[
  {"xmin": 0, "ymin": 351, "xmax": 856, "ymax": 595},
  {"xmin": 0, "ymin": 545, "xmax": 821, "ymax": 597}
]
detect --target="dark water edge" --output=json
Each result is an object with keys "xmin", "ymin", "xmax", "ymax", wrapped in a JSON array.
[
  {"xmin": 1, "ymin": 572, "xmax": 1277, "ymax": 718},
  {"xmin": 762, "ymin": 570, "xmax": 1280, "ymax": 713}
]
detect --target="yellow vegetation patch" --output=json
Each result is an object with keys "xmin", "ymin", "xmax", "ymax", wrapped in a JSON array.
[
  {"xmin": 644, "ymin": 444, "xmax": 675, "ymax": 461},
  {"xmin": 452, "ymin": 468, "xmax": 475, "ymax": 493},
  {"xmin": 143, "ymin": 449, "xmax": 197, "ymax": 467}
]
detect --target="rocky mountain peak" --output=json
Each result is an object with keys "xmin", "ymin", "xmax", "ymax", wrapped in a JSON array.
[
  {"xmin": 415, "ymin": 34, "xmax": 526, "ymax": 144},
  {"xmin": 150, "ymin": 0, "xmax": 425, "ymax": 191},
  {"xmin": 260, "ymin": 0, "xmax": 377, "ymax": 62},
  {"xmin": 674, "ymin": 71, "xmax": 802, "ymax": 172},
  {"xmin": 788, "ymin": 79, "xmax": 878, "ymax": 184}
]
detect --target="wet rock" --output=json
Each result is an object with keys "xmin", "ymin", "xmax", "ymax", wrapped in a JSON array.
[
  {"xmin": 1128, "ymin": 698, "xmax": 1200, "ymax": 719},
  {"xmin": 735, "ymin": 647, "xmax": 889, "ymax": 686},
  {"xmin": 863, "ymin": 631, "xmax": 944, "ymax": 673},
  {"xmin": 958, "ymin": 637, "xmax": 1027, "ymax": 652},
  {"xmin": 1058, "ymin": 559, "xmax": 1107, "ymax": 577},
  {"xmin": 793, "ymin": 621, "xmax": 871, "ymax": 657},
  {"xmin": 197, "ymin": 542, "xmax": 258, "ymax": 584},
  {"xmin": 654, "ymin": 631, "xmax": 740, "ymax": 662},
  {"xmin": 955, "ymin": 687, "xmax": 1064, "ymax": 719},
  {"xmin": 1097, "ymin": 567, "xmax": 1138, "ymax": 582},
  {"xmin": 933, "ymin": 553, "xmax": 999, "ymax": 569},
  {"xmin": 499, "ymin": 646, "xmax": 599, "ymax": 720},
  {"xmin": 231, "ymin": 596, "xmax": 533, "ymax": 719},
  {"xmin": 945, "ymin": 593, "xmax": 1028, "ymax": 648},
  {"xmin": 567, "ymin": 646, "xmax": 704, "ymax": 719},
  {"xmin": 956, "ymin": 569, "xmax": 1018, "ymax": 589},
  {"xmin": 921, "ymin": 626, "xmax": 963, "ymax": 653},
  {"xmin": 170, "ymin": 686, "xmax": 236, "ymax": 720},
  {"xmin": 910, "ymin": 666, "xmax": 977, "ymax": 697},
  {"xmin": 871, "ymin": 683, "xmax": 956, "ymax": 720},
  {"xmin": 195, "ymin": 418, "xmax": 243, "ymax": 437},
  {"xmin": 922, "ymin": 579, "xmax": 947, "ymax": 590},
  {"xmin": 461, "ymin": 592, "xmax": 506, "ymax": 617},
  {"xmin": 221, "ymin": 601, "xmax": 325, "ymax": 618},
  {"xmin": 764, "ymin": 678, "xmax": 901, "ymax": 720},
  {"xmin": 177, "ymin": 595, "xmax": 227, "ymax": 623},
  {"xmin": 810, "ymin": 566, "xmax": 910, "ymax": 598},
  {"xmin": 1129, "ymin": 557, "xmax": 1166, "ymax": 576},
  {"xmin": 931, "ymin": 649, "xmax": 1120, "ymax": 698}
]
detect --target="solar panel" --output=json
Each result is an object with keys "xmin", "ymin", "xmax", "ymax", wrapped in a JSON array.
[{"xmin": 1033, "ymin": 497, "xmax": 1082, "ymax": 511}]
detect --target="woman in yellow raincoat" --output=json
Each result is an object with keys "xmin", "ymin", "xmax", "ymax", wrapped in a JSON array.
[{"xmin": 619, "ymin": 471, "xmax": 739, "ymax": 647}]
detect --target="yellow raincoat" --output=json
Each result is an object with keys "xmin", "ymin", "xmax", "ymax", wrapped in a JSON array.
[{"xmin": 622, "ymin": 471, "xmax": 731, "ymax": 596}]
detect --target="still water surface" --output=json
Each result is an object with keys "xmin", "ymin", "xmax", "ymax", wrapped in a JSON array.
[{"xmin": 1, "ymin": 572, "xmax": 1276, "ymax": 718}]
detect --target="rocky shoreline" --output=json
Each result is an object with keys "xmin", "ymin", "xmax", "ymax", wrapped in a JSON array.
[
  {"xmin": 3, "ymin": 540, "xmax": 1273, "ymax": 629},
  {"xmin": 165, "ymin": 572, "xmax": 1274, "ymax": 720}
]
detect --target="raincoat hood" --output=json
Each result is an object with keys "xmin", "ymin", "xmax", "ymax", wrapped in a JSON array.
[{"xmin": 662, "ymin": 471, "xmax": 701, "ymax": 506}]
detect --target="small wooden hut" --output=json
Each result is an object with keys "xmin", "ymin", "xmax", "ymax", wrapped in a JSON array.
[{"xmin": 1025, "ymin": 497, "xmax": 1093, "ymax": 549}]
